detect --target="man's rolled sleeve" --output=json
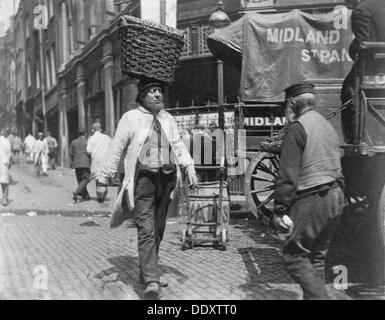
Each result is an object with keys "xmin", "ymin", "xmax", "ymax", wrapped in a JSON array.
[{"xmin": 274, "ymin": 122, "xmax": 306, "ymax": 215}]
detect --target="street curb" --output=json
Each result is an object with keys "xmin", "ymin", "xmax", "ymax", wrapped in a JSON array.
[
  {"xmin": 0, "ymin": 209, "xmax": 112, "ymax": 217},
  {"xmin": 0, "ymin": 208, "xmax": 254, "ymax": 219}
]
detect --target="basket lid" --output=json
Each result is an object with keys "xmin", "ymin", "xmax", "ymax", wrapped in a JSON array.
[{"xmin": 119, "ymin": 15, "xmax": 184, "ymax": 42}]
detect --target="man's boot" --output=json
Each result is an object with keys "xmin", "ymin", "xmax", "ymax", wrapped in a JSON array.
[
  {"xmin": 143, "ymin": 282, "xmax": 161, "ymax": 300},
  {"xmin": 139, "ymin": 270, "xmax": 168, "ymax": 288},
  {"xmin": 72, "ymin": 192, "xmax": 80, "ymax": 203}
]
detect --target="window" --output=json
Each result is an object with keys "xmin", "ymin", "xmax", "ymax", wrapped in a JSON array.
[
  {"xmin": 180, "ymin": 25, "xmax": 211, "ymax": 57},
  {"xmin": 67, "ymin": 1, "xmax": 75, "ymax": 54},
  {"xmin": 199, "ymin": 26, "xmax": 211, "ymax": 55},
  {"xmin": 45, "ymin": 51, "xmax": 51, "ymax": 89},
  {"xmin": 105, "ymin": 0, "xmax": 115, "ymax": 13},
  {"xmin": 50, "ymin": 45, "xmax": 56, "ymax": 85},
  {"xmin": 27, "ymin": 61, "xmax": 31, "ymax": 87},
  {"xmin": 48, "ymin": 0, "xmax": 54, "ymax": 18},
  {"xmin": 36, "ymin": 69, "xmax": 41, "ymax": 89},
  {"xmin": 25, "ymin": 17, "xmax": 30, "ymax": 38}
]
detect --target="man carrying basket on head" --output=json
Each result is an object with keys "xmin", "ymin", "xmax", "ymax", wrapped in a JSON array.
[
  {"xmin": 96, "ymin": 16, "xmax": 198, "ymax": 300},
  {"xmin": 97, "ymin": 78, "xmax": 198, "ymax": 300}
]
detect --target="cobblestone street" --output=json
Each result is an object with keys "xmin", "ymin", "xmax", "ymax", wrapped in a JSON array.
[
  {"xmin": 0, "ymin": 214, "xmax": 307, "ymax": 300},
  {"xmin": 0, "ymin": 163, "xmax": 383, "ymax": 300}
]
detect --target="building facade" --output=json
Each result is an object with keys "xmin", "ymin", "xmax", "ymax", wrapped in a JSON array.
[
  {"xmin": 1, "ymin": 0, "xmax": 355, "ymax": 167},
  {"xmin": 0, "ymin": 27, "xmax": 16, "ymax": 132},
  {"xmin": 56, "ymin": 0, "xmax": 140, "ymax": 166}
]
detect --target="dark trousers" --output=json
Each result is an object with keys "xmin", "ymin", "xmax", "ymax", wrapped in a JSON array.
[
  {"xmin": 128, "ymin": 170, "xmax": 176, "ymax": 285},
  {"xmin": 283, "ymin": 187, "xmax": 345, "ymax": 300},
  {"xmin": 75, "ymin": 168, "xmax": 90, "ymax": 198},
  {"xmin": 48, "ymin": 152, "xmax": 57, "ymax": 169}
]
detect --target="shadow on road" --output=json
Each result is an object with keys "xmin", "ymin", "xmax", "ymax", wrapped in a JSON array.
[
  {"xmin": 233, "ymin": 219, "xmax": 300, "ymax": 299},
  {"xmin": 327, "ymin": 206, "xmax": 384, "ymax": 285},
  {"xmin": 95, "ymin": 255, "xmax": 186, "ymax": 299}
]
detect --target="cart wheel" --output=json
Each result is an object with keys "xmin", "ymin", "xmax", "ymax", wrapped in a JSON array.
[{"xmin": 244, "ymin": 152, "xmax": 279, "ymax": 220}]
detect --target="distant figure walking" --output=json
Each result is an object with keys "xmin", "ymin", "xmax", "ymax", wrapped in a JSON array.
[
  {"xmin": 33, "ymin": 132, "xmax": 49, "ymax": 176},
  {"xmin": 87, "ymin": 123, "xmax": 111, "ymax": 181},
  {"xmin": 70, "ymin": 128, "xmax": 91, "ymax": 202},
  {"xmin": 12, "ymin": 131, "xmax": 23, "ymax": 165},
  {"xmin": 45, "ymin": 131, "xmax": 58, "ymax": 170},
  {"xmin": 0, "ymin": 129, "xmax": 12, "ymax": 206},
  {"xmin": 24, "ymin": 133, "xmax": 36, "ymax": 163}
]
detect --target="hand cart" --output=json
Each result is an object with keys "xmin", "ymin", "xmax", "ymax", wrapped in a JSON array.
[{"xmin": 181, "ymin": 160, "xmax": 230, "ymax": 251}]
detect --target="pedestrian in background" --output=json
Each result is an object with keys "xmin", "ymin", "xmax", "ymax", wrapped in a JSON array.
[
  {"xmin": 70, "ymin": 128, "xmax": 91, "ymax": 202},
  {"xmin": 7, "ymin": 129, "xmax": 15, "ymax": 155},
  {"xmin": 12, "ymin": 131, "xmax": 23, "ymax": 165},
  {"xmin": 44, "ymin": 131, "xmax": 58, "ymax": 170},
  {"xmin": 273, "ymin": 82, "xmax": 345, "ymax": 299},
  {"xmin": 97, "ymin": 79, "xmax": 198, "ymax": 300},
  {"xmin": 24, "ymin": 133, "xmax": 36, "ymax": 163},
  {"xmin": 33, "ymin": 132, "xmax": 49, "ymax": 176},
  {"xmin": 86, "ymin": 123, "xmax": 111, "ymax": 182},
  {"xmin": 0, "ymin": 129, "xmax": 12, "ymax": 206}
]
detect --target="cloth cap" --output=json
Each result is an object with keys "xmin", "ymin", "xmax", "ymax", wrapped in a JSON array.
[
  {"xmin": 284, "ymin": 82, "xmax": 315, "ymax": 100},
  {"xmin": 136, "ymin": 78, "xmax": 167, "ymax": 103},
  {"xmin": 78, "ymin": 127, "xmax": 86, "ymax": 134},
  {"xmin": 137, "ymin": 79, "xmax": 166, "ymax": 94}
]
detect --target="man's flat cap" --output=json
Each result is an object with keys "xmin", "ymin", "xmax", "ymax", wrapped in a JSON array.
[
  {"xmin": 284, "ymin": 82, "xmax": 315, "ymax": 99},
  {"xmin": 137, "ymin": 78, "xmax": 166, "ymax": 93}
]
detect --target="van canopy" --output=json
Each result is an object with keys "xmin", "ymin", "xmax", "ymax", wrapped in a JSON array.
[{"xmin": 207, "ymin": 8, "xmax": 354, "ymax": 102}]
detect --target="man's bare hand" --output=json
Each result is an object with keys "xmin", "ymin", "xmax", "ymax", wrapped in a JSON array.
[
  {"xmin": 187, "ymin": 172, "xmax": 199, "ymax": 190},
  {"xmin": 272, "ymin": 214, "xmax": 294, "ymax": 234}
]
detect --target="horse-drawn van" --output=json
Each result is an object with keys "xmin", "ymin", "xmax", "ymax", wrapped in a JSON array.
[{"xmin": 168, "ymin": 8, "xmax": 385, "ymax": 254}]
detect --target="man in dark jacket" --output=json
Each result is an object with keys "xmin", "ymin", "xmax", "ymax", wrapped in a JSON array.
[
  {"xmin": 70, "ymin": 128, "xmax": 91, "ymax": 202},
  {"xmin": 273, "ymin": 82, "xmax": 345, "ymax": 299},
  {"xmin": 341, "ymin": 0, "xmax": 385, "ymax": 142}
]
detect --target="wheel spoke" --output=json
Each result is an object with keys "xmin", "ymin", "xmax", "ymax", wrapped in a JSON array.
[
  {"xmin": 257, "ymin": 192, "xmax": 275, "ymax": 209},
  {"xmin": 251, "ymin": 174, "xmax": 275, "ymax": 183},
  {"xmin": 270, "ymin": 158, "xmax": 280, "ymax": 174},
  {"xmin": 257, "ymin": 162, "xmax": 276, "ymax": 177},
  {"xmin": 250, "ymin": 185, "xmax": 275, "ymax": 195}
]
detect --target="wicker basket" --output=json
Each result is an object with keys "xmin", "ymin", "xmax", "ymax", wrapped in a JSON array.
[{"xmin": 119, "ymin": 15, "xmax": 185, "ymax": 85}]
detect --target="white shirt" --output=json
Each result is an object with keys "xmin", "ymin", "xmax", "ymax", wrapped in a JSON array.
[
  {"xmin": 0, "ymin": 136, "xmax": 12, "ymax": 166},
  {"xmin": 33, "ymin": 139, "xmax": 49, "ymax": 156},
  {"xmin": 24, "ymin": 135, "xmax": 36, "ymax": 152},
  {"xmin": 87, "ymin": 131, "xmax": 112, "ymax": 177}
]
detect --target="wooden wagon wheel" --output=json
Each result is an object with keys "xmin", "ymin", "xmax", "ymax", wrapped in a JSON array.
[{"xmin": 244, "ymin": 152, "xmax": 280, "ymax": 221}]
